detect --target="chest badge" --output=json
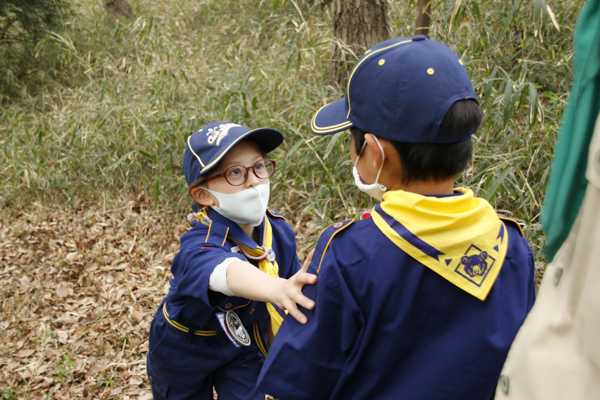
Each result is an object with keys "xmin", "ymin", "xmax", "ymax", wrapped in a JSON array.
[{"xmin": 216, "ymin": 311, "xmax": 251, "ymax": 347}]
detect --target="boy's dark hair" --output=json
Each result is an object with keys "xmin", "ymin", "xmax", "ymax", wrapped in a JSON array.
[{"xmin": 352, "ymin": 99, "xmax": 483, "ymax": 183}]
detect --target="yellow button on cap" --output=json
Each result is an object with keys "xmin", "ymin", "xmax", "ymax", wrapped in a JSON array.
[
  {"xmin": 378, "ymin": 59, "xmax": 385, "ymax": 66},
  {"xmin": 427, "ymin": 68, "xmax": 435, "ymax": 75}
]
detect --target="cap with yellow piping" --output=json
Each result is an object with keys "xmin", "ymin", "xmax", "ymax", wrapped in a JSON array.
[
  {"xmin": 310, "ymin": 36, "xmax": 478, "ymax": 143},
  {"xmin": 182, "ymin": 122, "xmax": 283, "ymax": 186}
]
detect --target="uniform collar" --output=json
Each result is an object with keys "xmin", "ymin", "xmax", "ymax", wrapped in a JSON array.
[{"xmin": 204, "ymin": 207, "xmax": 265, "ymax": 249}]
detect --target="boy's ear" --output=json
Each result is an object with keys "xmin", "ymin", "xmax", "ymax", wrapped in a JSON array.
[
  {"xmin": 190, "ymin": 186, "xmax": 215, "ymax": 207},
  {"xmin": 364, "ymin": 134, "xmax": 387, "ymax": 169}
]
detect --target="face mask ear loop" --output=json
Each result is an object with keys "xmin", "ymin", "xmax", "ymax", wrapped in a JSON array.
[
  {"xmin": 372, "ymin": 136, "xmax": 386, "ymax": 189},
  {"xmin": 354, "ymin": 140, "xmax": 368, "ymax": 167}
]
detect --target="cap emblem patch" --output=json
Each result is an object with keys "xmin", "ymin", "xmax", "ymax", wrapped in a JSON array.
[{"xmin": 206, "ymin": 123, "xmax": 240, "ymax": 146}]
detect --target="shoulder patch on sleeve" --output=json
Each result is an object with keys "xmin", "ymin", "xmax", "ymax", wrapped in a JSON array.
[
  {"xmin": 498, "ymin": 215, "xmax": 525, "ymax": 237},
  {"xmin": 267, "ymin": 207, "xmax": 286, "ymax": 220},
  {"xmin": 314, "ymin": 219, "xmax": 354, "ymax": 274},
  {"xmin": 204, "ymin": 221, "xmax": 230, "ymax": 247}
]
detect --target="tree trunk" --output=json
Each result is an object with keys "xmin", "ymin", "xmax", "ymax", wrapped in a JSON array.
[
  {"xmin": 329, "ymin": 0, "xmax": 389, "ymax": 87},
  {"xmin": 415, "ymin": 0, "xmax": 432, "ymax": 37}
]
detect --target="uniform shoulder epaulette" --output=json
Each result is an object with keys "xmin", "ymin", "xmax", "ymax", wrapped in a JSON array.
[
  {"xmin": 267, "ymin": 207, "xmax": 286, "ymax": 220},
  {"xmin": 313, "ymin": 219, "xmax": 354, "ymax": 274},
  {"xmin": 203, "ymin": 219, "xmax": 230, "ymax": 247},
  {"xmin": 498, "ymin": 215, "xmax": 525, "ymax": 237}
]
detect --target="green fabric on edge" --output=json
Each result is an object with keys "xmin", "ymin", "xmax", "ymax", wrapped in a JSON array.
[{"xmin": 541, "ymin": 0, "xmax": 600, "ymax": 262}]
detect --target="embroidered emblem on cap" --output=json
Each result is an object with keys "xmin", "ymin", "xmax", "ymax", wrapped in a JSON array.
[{"xmin": 206, "ymin": 123, "xmax": 240, "ymax": 146}]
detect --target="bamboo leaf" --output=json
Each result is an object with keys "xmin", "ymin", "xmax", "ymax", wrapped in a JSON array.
[
  {"xmin": 527, "ymin": 83, "xmax": 539, "ymax": 125},
  {"xmin": 503, "ymin": 81, "xmax": 513, "ymax": 125},
  {"xmin": 482, "ymin": 66, "xmax": 498, "ymax": 109},
  {"xmin": 323, "ymin": 131, "xmax": 344, "ymax": 160},
  {"xmin": 485, "ymin": 166, "xmax": 513, "ymax": 202}
]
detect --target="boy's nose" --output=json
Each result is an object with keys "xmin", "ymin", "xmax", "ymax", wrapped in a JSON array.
[{"xmin": 245, "ymin": 169, "xmax": 261, "ymax": 188}]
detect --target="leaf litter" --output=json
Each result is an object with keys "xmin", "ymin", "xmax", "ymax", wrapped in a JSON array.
[
  {"xmin": 0, "ymin": 199, "xmax": 185, "ymax": 399},
  {"xmin": 0, "ymin": 197, "xmax": 316, "ymax": 399}
]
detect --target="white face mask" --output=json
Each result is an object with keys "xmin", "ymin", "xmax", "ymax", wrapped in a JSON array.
[
  {"xmin": 353, "ymin": 137, "xmax": 388, "ymax": 201},
  {"xmin": 202, "ymin": 183, "xmax": 270, "ymax": 227}
]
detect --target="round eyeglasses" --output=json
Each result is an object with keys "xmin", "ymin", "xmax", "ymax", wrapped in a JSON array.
[{"xmin": 203, "ymin": 159, "xmax": 276, "ymax": 186}]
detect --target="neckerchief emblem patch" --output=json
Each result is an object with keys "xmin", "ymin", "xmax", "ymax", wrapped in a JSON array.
[{"xmin": 456, "ymin": 246, "xmax": 495, "ymax": 286}]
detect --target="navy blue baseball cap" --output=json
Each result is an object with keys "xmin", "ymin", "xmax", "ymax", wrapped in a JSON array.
[
  {"xmin": 182, "ymin": 122, "xmax": 284, "ymax": 185},
  {"xmin": 310, "ymin": 36, "xmax": 478, "ymax": 143}
]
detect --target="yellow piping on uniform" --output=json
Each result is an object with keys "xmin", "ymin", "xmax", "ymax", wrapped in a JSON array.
[
  {"xmin": 221, "ymin": 227, "xmax": 229, "ymax": 247},
  {"xmin": 267, "ymin": 208, "xmax": 286, "ymax": 221},
  {"xmin": 163, "ymin": 304, "xmax": 216, "ymax": 336},
  {"xmin": 498, "ymin": 216, "xmax": 525, "ymax": 236},
  {"xmin": 253, "ymin": 324, "xmax": 268, "ymax": 358},
  {"xmin": 317, "ymin": 220, "xmax": 354, "ymax": 273}
]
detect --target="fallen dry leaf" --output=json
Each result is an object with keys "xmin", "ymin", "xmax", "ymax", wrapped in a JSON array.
[
  {"xmin": 0, "ymin": 198, "xmax": 317, "ymax": 399},
  {"xmin": 15, "ymin": 349, "xmax": 35, "ymax": 358}
]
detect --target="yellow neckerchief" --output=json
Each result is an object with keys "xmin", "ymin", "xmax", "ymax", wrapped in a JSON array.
[
  {"xmin": 198, "ymin": 207, "xmax": 285, "ymax": 335},
  {"xmin": 371, "ymin": 188, "xmax": 509, "ymax": 301}
]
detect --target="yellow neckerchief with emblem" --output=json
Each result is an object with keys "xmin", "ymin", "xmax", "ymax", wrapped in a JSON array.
[
  {"xmin": 197, "ymin": 207, "xmax": 285, "ymax": 335},
  {"xmin": 370, "ymin": 188, "xmax": 509, "ymax": 301}
]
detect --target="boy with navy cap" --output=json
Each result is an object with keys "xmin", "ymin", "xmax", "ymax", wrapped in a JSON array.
[
  {"xmin": 147, "ymin": 122, "xmax": 317, "ymax": 400},
  {"xmin": 257, "ymin": 36, "xmax": 536, "ymax": 399}
]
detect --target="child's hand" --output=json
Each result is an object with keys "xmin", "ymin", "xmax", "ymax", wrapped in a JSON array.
[{"xmin": 275, "ymin": 250, "xmax": 317, "ymax": 325}]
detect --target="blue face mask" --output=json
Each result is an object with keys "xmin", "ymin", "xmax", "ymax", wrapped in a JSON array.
[{"xmin": 352, "ymin": 136, "xmax": 388, "ymax": 201}]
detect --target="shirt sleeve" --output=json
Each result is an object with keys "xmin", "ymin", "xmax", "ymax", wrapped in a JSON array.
[
  {"xmin": 208, "ymin": 257, "xmax": 239, "ymax": 296},
  {"xmin": 171, "ymin": 242, "xmax": 246, "ymax": 307},
  {"xmin": 256, "ymin": 248, "xmax": 362, "ymax": 400}
]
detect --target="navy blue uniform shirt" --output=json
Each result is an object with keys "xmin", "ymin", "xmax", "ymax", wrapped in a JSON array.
[
  {"xmin": 164, "ymin": 207, "xmax": 300, "ymax": 334},
  {"xmin": 257, "ymin": 192, "xmax": 536, "ymax": 400}
]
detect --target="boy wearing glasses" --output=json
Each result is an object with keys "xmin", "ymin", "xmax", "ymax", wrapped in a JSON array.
[{"xmin": 147, "ymin": 122, "xmax": 316, "ymax": 400}]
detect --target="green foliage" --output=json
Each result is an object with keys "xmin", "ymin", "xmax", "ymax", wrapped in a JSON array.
[
  {"xmin": 55, "ymin": 354, "xmax": 76, "ymax": 379},
  {"xmin": 0, "ymin": 0, "xmax": 72, "ymax": 91},
  {"xmin": 0, "ymin": 0, "xmax": 586, "ymax": 260},
  {"xmin": 0, "ymin": 389, "xmax": 18, "ymax": 400},
  {"xmin": 0, "ymin": 0, "xmax": 70, "ymax": 48}
]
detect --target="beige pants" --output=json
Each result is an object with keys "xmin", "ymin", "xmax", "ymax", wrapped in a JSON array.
[{"xmin": 495, "ymin": 114, "xmax": 600, "ymax": 399}]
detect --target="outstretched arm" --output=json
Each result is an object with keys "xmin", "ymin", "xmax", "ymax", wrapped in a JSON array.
[
  {"xmin": 225, "ymin": 250, "xmax": 316, "ymax": 324},
  {"xmin": 256, "ymin": 249, "xmax": 357, "ymax": 400}
]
